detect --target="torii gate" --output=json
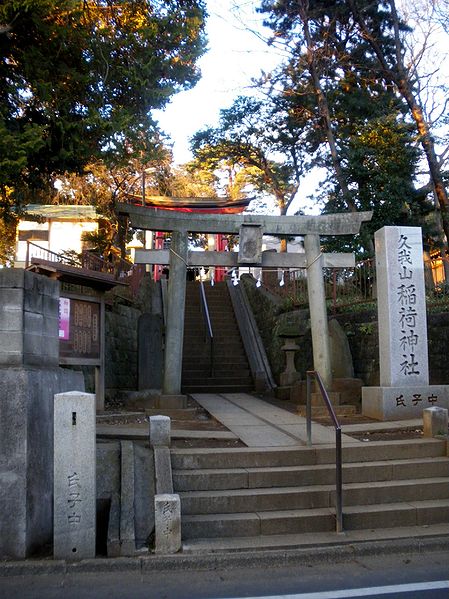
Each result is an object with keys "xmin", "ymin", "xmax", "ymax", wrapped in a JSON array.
[{"xmin": 117, "ymin": 203, "xmax": 372, "ymax": 396}]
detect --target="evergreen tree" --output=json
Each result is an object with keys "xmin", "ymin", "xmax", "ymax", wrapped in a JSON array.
[
  {"xmin": 0, "ymin": 0, "xmax": 207, "ymax": 262},
  {"xmin": 191, "ymin": 96, "xmax": 306, "ymax": 215},
  {"xmin": 257, "ymin": 0, "xmax": 447, "ymax": 254}
]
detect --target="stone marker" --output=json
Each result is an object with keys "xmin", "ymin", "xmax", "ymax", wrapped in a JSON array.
[
  {"xmin": 329, "ymin": 319, "xmax": 354, "ymax": 379},
  {"xmin": 138, "ymin": 313, "xmax": 163, "ymax": 391},
  {"xmin": 54, "ymin": 391, "xmax": 96, "ymax": 559},
  {"xmin": 423, "ymin": 407, "xmax": 448, "ymax": 437},
  {"xmin": 154, "ymin": 446, "xmax": 174, "ymax": 495},
  {"xmin": 119, "ymin": 440, "xmax": 136, "ymax": 555},
  {"xmin": 154, "ymin": 494, "xmax": 181, "ymax": 554},
  {"xmin": 149, "ymin": 415, "xmax": 171, "ymax": 447},
  {"xmin": 362, "ymin": 227, "xmax": 449, "ymax": 420}
]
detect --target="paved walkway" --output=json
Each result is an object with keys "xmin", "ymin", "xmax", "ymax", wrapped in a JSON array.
[{"xmin": 191, "ymin": 393, "xmax": 359, "ymax": 447}]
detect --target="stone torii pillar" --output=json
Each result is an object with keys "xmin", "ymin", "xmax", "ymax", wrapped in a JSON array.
[
  {"xmin": 305, "ymin": 234, "xmax": 333, "ymax": 389},
  {"xmin": 163, "ymin": 231, "xmax": 188, "ymax": 395}
]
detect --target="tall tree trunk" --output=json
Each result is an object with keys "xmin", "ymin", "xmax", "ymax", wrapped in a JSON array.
[
  {"xmin": 398, "ymin": 83, "xmax": 449, "ymax": 253},
  {"xmin": 279, "ymin": 200, "xmax": 288, "ymax": 252},
  {"xmin": 300, "ymin": 1, "xmax": 376, "ymax": 257},
  {"xmin": 299, "ymin": 1, "xmax": 358, "ymax": 214},
  {"xmin": 349, "ymin": 0, "xmax": 449, "ymax": 254}
]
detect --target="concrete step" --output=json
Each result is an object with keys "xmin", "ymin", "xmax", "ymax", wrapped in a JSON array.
[
  {"xmin": 173, "ymin": 457, "xmax": 449, "ymax": 491},
  {"xmin": 178, "ymin": 477, "xmax": 449, "ymax": 515},
  {"xmin": 182, "ymin": 369, "xmax": 250, "ymax": 379},
  {"xmin": 184, "ymin": 328, "xmax": 240, "ymax": 337},
  {"xmin": 183, "ymin": 338, "xmax": 244, "ymax": 357},
  {"xmin": 184, "ymin": 316, "xmax": 236, "ymax": 323},
  {"xmin": 182, "ymin": 384, "xmax": 254, "ymax": 394},
  {"xmin": 185, "ymin": 299, "xmax": 233, "ymax": 307},
  {"xmin": 181, "ymin": 522, "xmax": 449, "ymax": 553},
  {"xmin": 183, "ymin": 340, "xmax": 244, "ymax": 350},
  {"xmin": 184, "ymin": 329, "xmax": 241, "ymax": 339},
  {"xmin": 182, "ymin": 355, "xmax": 248, "ymax": 365},
  {"xmin": 183, "ymin": 333, "xmax": 242, "ymax": 342},
  {"xmin": 182, "ymin": 356, "xmax": 249, "ymax": 367},
  {"xmin": 182, "ymin": 367, "xmax": 250, "ymax": 376},
  {"xmin": 182, "ymin": 372, "xmax": 251, "ymax": 382},
  {"xmin": 171, "ymin": 439, "xmax": 447, "ymax": 470},
  {"xmin": 183, "ymin": 356, "xmax": 248, "ymax": 366},
  {"xmin": 181, "ymin": 499, "xmax": 449, "ymax": 539},
  {"xmin": 297, "ymin": 405, "xmax": 357, "ymax": 417},
  {"xmin": 181, "ymin": 376, "xmax": 253, "ymax": 387}
]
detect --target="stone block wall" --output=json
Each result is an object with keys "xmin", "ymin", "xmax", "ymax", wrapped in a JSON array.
[
  {"xmin": 244, "ymin": 275, "xmax": 449, "ymax": 387},
  {"xmin": 427, "ymin": 313, "xmax": 449, "ymax": 384},
  {"xmin": 0, "ymin": 269, "xmax": 59, "ymax": 367},
  {"xmin": 0, "ymin": 269, "xmax": 85, "ymax": 558},
  {"xmin": 104, "ymin": 277, "xmax": 156, "ymax": 400},
  {"xmin": 333, "ymin": 311, "xmax": 449, "ymax": 387},
  {"xmin": 105, "ymin": 301, "xmax": 142, "ymax": 398},
  {"xmin": 334, "ymin": 311, "xmax": 379, "ymax": 386}
]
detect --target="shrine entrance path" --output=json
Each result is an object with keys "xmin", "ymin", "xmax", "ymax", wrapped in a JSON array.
[{"xmin": 190, "ymin": 393, "xmax": 360, "ymax": 447}]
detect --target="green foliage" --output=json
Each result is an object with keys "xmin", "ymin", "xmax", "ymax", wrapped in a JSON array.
[
  {"xmin": 358, "ymin": 323, "xmax": 375, "ymax": 335},
  {"xmin": 0, "ymin": 189, "xmax": 18, "ymax": 266},
  {"xmin": 190, "ymin": 95, "xmax": 307, "ymax": 214},
  {"xmin": 0, "ymin": 0, "xmax": 206, "ymax": 216},
  {"xmin": 319, "ymin": 113, "xmax": 425, "ymax": 257}
]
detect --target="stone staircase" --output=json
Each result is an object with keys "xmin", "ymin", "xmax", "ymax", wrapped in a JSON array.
[
  {"xmin": 171, "ymin": 438, "xmax": 449, "ymax": 549},
  {"xmin": 181, "ymin": 281, "xmax": 253, "ymax": 394},
  {"xmin": 294, "ymin": 378, "xmax": 364, "ymax": 418}
]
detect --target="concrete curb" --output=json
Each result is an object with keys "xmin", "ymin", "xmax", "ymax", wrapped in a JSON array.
[{"xmin": 1, "ymin": 534, "xmax": 449, "ymax": 577}]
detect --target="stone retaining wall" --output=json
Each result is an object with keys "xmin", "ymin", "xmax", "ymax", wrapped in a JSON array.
[
  {"xmin": 243, "ymin": 276, "xmax": 449, "ymax": 386},
  {"xmin": 104, "ymin": 277, "xmax": 155, "ymax": 401}
]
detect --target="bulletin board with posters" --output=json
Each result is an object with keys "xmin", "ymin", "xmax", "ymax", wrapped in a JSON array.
[
  {"xmin": 58, "ymin": 289, "xmax": 105, "ymax": 410},
  {"xmin": 59, "ymin": 297, "xmax": 101, "ymax": 362}
]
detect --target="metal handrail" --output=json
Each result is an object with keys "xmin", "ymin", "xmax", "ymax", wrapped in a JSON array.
[
  {"xmin": 306, "ymin": 370, "xmax": 343, "ymax": 533},
  {"xmin": 26, "ymin": 240, "xmax": 82, "ymax": 268},
  {"xmin": 199, "ymin": 281, "xmax": 214, "ymax": 377},
  {"xmin": 25, "ymin": 241, "xmax": 133, "ymax": 280}
]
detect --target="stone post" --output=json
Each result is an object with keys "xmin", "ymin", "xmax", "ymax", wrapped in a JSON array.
[
  {"xmin": 163, "ymin": 231, "xmax": 188, "ymax": 395},
  {"xmin": 423, "ymin": 407, "xmax": 448, "ymax": 437},
  {"xmin": 54, "ymin": 391, "xmax": 96, "ymax": 559},
  {"xmin": 149, "ymin": 415, "xmax": 171, "ymax": 447},
  {"xmin": 154, "ymin": 494, "xmax": 181, "ymax": 554},
  {"xmin": 304, "ymin": 234, "xmax": 332, "ymax": 389}
]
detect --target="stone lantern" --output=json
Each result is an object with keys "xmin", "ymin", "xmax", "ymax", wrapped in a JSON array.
[{"xmin": 278, "ymin": 322, "xmax": 306, "ymax": 388}]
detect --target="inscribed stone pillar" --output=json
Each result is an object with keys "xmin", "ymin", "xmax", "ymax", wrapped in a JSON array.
[
  {"xmin": 304, "ymin": 234, "xmax": 332, "ymax": 389},
  {"xmin": 138, "ymin": 313, "xmax": 163, "ymax": 390},
  {"xmin": 54, "ymin": 391, "xmax": 96, "ymax": 559},
  {"xmin": 154, "ymin": 494, "xmax": 181, "ymax": 554},
  {"xmin": 362, "ymin": 226, "xmax": 449, "ymax": 420},
  {"xmin": 163, "ymin": 231, "xmax": 188, "ymax": 395}
]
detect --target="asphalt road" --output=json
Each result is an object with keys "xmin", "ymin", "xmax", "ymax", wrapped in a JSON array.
[{"xmin": 1, "ymin": 550, "xmax": 448, "ymax": 599}]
